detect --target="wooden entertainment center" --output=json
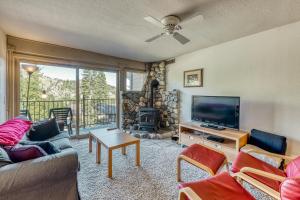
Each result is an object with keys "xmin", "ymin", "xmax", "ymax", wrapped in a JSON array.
[{"xmin": 179, "ymin": 122, "xmax": 249, "ymax": 162}]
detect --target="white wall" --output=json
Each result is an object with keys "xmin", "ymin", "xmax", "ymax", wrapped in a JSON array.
[
  {"xmin": 0, "ymin": 29, "xmax": 6, "ymax": 123},
  {"xmin": 167, "ymin": 21, "xmax": 300, "ymax": 155}
]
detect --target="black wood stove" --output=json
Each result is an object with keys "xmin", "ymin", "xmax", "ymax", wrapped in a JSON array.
[{"xmin": 138, "ymin": 79, "xmax": 160, "ymax": 132}]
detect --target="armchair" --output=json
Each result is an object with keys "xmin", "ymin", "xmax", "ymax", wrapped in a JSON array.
[
  {"xmin": 241, "ymin": 129, "xmax": 287, "ymax": 168},
  {"xmin": 232, "ymin": 150, "xmax": 300, "ymax": 199}
]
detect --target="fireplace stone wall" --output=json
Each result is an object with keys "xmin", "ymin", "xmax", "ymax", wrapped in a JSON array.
[{"xmin": 121, "ymin": 61, "xmax": 180, "ymax": 136}]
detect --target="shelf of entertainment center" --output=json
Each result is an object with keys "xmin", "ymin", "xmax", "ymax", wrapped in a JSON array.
[{"xmin": 179, "ymin": 122, "xmax": 248, "ymax": 162}]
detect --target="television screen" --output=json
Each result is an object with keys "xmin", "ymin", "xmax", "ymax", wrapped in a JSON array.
[{"xmin": 192, "ymin": 96, "xmax": 240, "ymax": 129}]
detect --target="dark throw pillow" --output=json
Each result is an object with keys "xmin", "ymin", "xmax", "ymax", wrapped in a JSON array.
[
  {"xmin": 0, "ymin": 146, "xmax": 13, "ymax": 167},
  {"xmin": 28, "ymin": 118, "xmax": 60, "ymax": 141},
  {"xmin": 4, "ymin": 144, "xmax": 47, "ymax": 163},
  {"xmin": 19, "ymin": 141, "xmax": 61, "ymax": 154}
]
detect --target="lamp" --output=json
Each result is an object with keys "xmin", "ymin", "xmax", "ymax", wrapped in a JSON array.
[
  {"xmin": 22, "ymin": 65, "xmax": 39, "ymax": 112},
  {"xmin": 41, "ymin": 90, "xmax": 47, "ymax": 99}
]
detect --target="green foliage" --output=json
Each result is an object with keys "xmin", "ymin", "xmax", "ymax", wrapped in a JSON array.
[
  {"xmin": 20, "ymin": 70, "xmax": 43, "ymax": 101},
  {"xmin": 20, "ymin": 67, "xmax": 115, "ymax": 126},
  {"xmin": 80, "ymin": 69, "xmax": 109, "ymax": 99}
]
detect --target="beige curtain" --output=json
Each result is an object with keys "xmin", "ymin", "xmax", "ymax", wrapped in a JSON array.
[{"xmin": 6, "ymin": 45, "xmax": 20, "ymax": 119}]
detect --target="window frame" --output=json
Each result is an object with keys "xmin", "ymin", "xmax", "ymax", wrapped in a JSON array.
[{"xmin": 125, "ymin": 70, "xmax": 147, "ymax": 92}]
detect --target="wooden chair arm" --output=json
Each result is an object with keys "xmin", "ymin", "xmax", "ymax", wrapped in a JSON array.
[
  {"xmin": 240, "ymin": 167, "xmax": 286, "ymax": 182},
  {"xmin": 244, "ymin": 149, "xmax": 296, "ymax": 161},
  {"xmin": 178, "ymin": 187, "xmax": 202, "ymax": 200},
  {"xmin": 232, "ymin": 172, "xmax": 281, "ymax": 200}
]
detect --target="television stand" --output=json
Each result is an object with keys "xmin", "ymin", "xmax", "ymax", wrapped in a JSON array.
[
  {"xmin": 179, "ymin": 122, "xmax": 248, "ymax": 162},
  {"xmin": 200, "ymin": 124, "xmax": 225, "ymax": 131}
]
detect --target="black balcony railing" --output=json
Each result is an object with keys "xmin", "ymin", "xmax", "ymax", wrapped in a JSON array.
[{"xmin": 20, "ymin": 98, "xmax": 116, "ymax": 128}]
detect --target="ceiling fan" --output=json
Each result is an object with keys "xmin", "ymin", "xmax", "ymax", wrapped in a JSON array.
[{"xmin": 144, "ymin": 12, "xmax": 203, "ymax": 45}]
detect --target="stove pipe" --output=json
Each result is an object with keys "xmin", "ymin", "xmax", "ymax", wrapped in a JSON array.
[{"xmin": 149, "ymin": 79, "xmax": 159, "ymax": 107}]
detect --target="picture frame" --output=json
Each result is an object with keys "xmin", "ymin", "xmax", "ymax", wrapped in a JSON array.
[{"xmin": 184, "ymin": 69, "xmax": 203, "ymax": 87}]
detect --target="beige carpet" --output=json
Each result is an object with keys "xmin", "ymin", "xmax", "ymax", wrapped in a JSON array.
[{"xmin": 71, "ymin": 138, "xmax": 273, "ymax": 200}]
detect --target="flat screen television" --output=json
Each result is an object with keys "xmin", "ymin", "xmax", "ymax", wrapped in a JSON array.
[{"xmin": 192, "ymin": 96, "xmax": 240, "ymax": 130}]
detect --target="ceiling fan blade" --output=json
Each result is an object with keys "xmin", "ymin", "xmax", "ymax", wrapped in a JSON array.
[
  {"xmin": 144, "ymin": 16, "xmax": 164, "ymax": 28},
  {"xmin": 145, "ymin": 33, "xmax": 165, "ymax": 42},
  {"xmin": 173, "ymin": 32, "xmax": 190, "ymax": 45}
]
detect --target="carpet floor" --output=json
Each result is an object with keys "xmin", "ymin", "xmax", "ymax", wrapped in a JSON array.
[{"xmin": 71, "ymin": 138, "xmax": 273, "ymax": 200}]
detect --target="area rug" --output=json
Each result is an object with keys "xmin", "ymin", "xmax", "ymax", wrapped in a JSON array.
[{"xmin": 71, "ymin": 139, "xmax": 273, "ymax": 200}]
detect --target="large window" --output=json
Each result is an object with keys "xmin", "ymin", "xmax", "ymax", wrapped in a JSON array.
[
  {"xmin": 19, "ymin": 63, "xmax": 117, "ymax": 136},
  {"xmin": 126, "ymin": 71, "xmax": 147, "ymax": 91}
]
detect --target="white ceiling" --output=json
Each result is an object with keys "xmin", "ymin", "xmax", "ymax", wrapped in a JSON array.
[{"xmin": 0, "ymin": 0, "xmax": 300, "ymax": 62}]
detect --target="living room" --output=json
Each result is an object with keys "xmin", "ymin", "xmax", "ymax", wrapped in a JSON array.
[{"xmin": 0, "ymin": 1, "xmax": 300, "ymax": 200}]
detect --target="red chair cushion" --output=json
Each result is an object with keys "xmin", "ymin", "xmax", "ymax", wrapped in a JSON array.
[
  {"xmin": 180, "ymin": 144, "xmax": 226, "ymax": 174},
  {"xmin": 178, "ymin": 172, "xmax": 255, "ymax": 200},
  {"xmin": 286, "ymin": 156, "xmax": 300, "ymax": 178},
  {"xmin": 280, "ymin": 177, "xmax": 300, "ymax": 200},
  {"xmin": 232, "ymin": 152, "xmax": 286, "ymax": 191}
]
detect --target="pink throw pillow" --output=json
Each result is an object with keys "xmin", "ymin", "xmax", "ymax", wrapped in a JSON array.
[{"xmin": 0, "ymin": 118, "xmax": 32, "ymax": 146}]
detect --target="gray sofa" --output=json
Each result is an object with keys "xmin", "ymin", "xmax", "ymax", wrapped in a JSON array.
[{"xmin": 0, "ymin": 132, "xmax": 80, "ymax": 200}]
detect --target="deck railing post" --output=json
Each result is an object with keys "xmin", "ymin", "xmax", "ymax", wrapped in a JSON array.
[{"xmin": 82, "ymin": 95, "xmax": 86, "ymax": 128}]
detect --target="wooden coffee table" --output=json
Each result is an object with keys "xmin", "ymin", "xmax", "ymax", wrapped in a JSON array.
[{"xmin": 88, "ymin": 129, "xmax": 140, "ymax": 178}]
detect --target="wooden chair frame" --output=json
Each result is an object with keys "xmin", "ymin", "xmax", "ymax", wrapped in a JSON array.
[{"xmin": 177, "ymin": 144, "xmax": 229, "ymax": 182}]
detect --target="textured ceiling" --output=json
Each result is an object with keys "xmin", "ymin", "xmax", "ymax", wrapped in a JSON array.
[{"xmin": 0, "ymin": 0, "xmax": 300, "ymax": 62}]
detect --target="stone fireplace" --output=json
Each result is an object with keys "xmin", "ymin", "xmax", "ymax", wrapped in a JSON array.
[{"xmin": 121, "ymin": 61, "xmax": 180, "ymax": 139}]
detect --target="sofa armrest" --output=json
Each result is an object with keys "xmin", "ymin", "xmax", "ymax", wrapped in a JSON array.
[{"xmin": 0, "ymin": 148, "xmax": 78, "ymax": 194}]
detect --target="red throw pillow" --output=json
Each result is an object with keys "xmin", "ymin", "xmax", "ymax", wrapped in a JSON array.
[
  {"xmin": 4, "ymin": 144, "xmax": 47, "ymax": 163},
  {"xmin": 0, "ymin": 118, "xmax": 32, "ymax": 146}
]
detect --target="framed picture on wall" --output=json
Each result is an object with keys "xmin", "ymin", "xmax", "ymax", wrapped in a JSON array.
[{"xmin": 184, "ymin": 69, "xmax": 203, "ymax": 87}]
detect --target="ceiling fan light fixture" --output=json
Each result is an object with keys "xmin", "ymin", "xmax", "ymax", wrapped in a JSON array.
[{"xmin": 144, "ymin": 12, "xmax": 203, "ymax": 45}]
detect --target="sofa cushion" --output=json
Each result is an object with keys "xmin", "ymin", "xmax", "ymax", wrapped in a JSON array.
[
  {"xmin": 4, "ymin": 144, "xmax": 47, "ymax": 163},
  {"xmin": 19, "ymin": 141, "xmax": 61, "ymax": 154},
  {"xmin": 28, "ymin": 118, "xmax": 60, "ymax": 141},
  {"xmin": 50, "ymin": 138, "xmax": 72, "ymax": 150},
  {"xmin": 249, "ymin": 129, "xmax": 287, "ymax": 155},
  {"xmin": 0, "ymin": 146, "xmax": 12, "ymax": 167},
  {"xmin": 0, "ymin": 118, "xmax": 32, "ymax": 146}
]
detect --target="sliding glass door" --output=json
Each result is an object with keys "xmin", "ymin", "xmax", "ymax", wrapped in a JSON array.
[
  {"xmin": 19, "ymin": 63, "xmax": 117, "ymax": 136},
  {"xmin": 20, "ymin": 63, "xmax": 77, "ymax": 135},
  {"xmin": 79, "ymin": 68, "xmax": 117, "ymax": 134}
]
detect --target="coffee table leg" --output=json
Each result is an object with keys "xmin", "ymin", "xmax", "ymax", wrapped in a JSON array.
[
  {"xmin": 108, "ymin": 149, "xmax": 113, "ymax": 178},
  {"xmin": 96, "ymin": 142, "xmax": 101, "ymax": 164},
  {"xmin": 121, "ymin": 146, "xmax": 126, "ymax": 155},
  {"xmin": 136, "ymin": 141, "xmax": 140, "ymax": 166},
  {"xmin": 89, "ymin": 135, "xmax": 92, "ymax": 153}
]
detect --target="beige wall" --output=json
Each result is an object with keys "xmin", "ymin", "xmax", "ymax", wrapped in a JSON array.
[
  {"xmin": 0, "ymin": 29, "xmax": 6, "ymax": 123},
  {"xmin": 167, "ymin": 21, "xmax": 300, "ymax": 155}
]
